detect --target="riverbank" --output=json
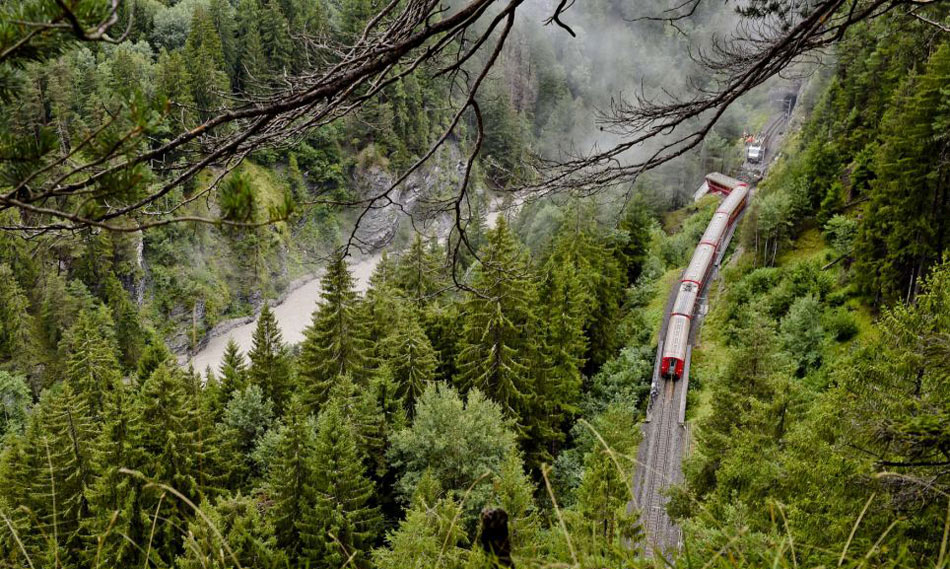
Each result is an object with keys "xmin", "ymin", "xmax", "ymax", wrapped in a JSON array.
[{"xmin": 185, "ymin": 254, "xmax": 381, "ymax": 373}]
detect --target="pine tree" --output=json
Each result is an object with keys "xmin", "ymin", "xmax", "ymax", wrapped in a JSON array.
[
  {"xmin": 298, "ymin": 398, "xmax": 382, "ymax": 568},
  {"xmin": 456, "ymin": 218, "xmax": 539, "ymax": 416},
  {"xmin": 248, "ymin": 304, "xmax": 293, "ymax": 413},
  {"xmin": 298, "ymin": 252, "xmax": 373, "ymax": 413},
  {"xmin": 266, "ymin": 398, "xmax": 317, "ymax": 558}
]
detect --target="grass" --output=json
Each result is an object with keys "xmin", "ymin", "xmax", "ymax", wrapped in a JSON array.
[
  {"xmin": 777, "ymin": 226, "xmax": 829, "ymax": 266},
  {"xmin": 645, "ymin": 268, "xmax": 682, "ymax": 345},
  {"xmin": 662, "ymin": 194, "xmax": 720, "ymax": 235}
]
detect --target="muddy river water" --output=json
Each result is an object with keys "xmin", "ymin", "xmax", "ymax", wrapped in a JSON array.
[{"xmin": 187, "ymin": 201, "xmax": 507, "ymax": 373}]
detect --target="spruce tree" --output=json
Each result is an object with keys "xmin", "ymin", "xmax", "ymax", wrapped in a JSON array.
[
  {"xmin": 326, "ymin": 373, "xmax": 388, "ymax": 476},
  {"xmin": 456, "ymin": 218, "xmax": 539, "ymax": 416},
  {"xmin": 298, "ymin": 398, "xmax": 382, "ymax": 568},
  {"xmin": 395, "ymin": 235, "xmax": 446, "ymax": 306},
  {"xmin": 178, "ymin": 493, "xmax": 287, "ymax": 569},
  {"xmin": 91, "ymin": 364, "xmax": 201, "ymax": 567},
  {"xmin": 854, "ymin": 42, "xmax": 950, "ymax": 303},
  {"xmin": 298, "ymin": 251, "xmax": 372, "ymax": 413},
  {"xmin": 549, "ymin": 205, "xmax": 626, "ymax": 372},
  {"xmin": 60, "ymin": 306, "xmax": 122, "ymax": 421},
  {"xmin": 533, "ymin": 255, "xmax": 587, "ymax": 458},
  {"xmin": 0, "ymin": 264, "xmax": 34, "ymax": 372},
  {"xmin": 259, "ymin": 0, "xmax": 293, "ymax": 76},
  {"xmin": 184, "ymin": 6, "xmax": 230, "ymax": 118},
  {"xmin": 104, "ymin": 274, "xmax": 145, "ymax": 373},
  {"xmin": 0, "ymin": 371, "xmax": 30, "ymax": 438},
  {"xmin": 0, "ymin": 383, "xmax": 99, "ymax": 563},
  {"xmin": 378, "ymin": 311, "xmax": 438, "ymax": 410},
  {"xmin": 248, "ymin": 304, "xmax": 293, "ymax": 413},
  {"xmin": 266, "ymin": 398, "xmax": 317, "ymax": 558},
  {"xmin": 235, "ymin": 0, "xmax": 269, "ymax": 94},
  {"xmin": 219, "ymin": 338, "xmax": 249, "ymax": 403},
  {"xmin": 136, "ymin": 338, "xmax": 173, "ymax": 383}
]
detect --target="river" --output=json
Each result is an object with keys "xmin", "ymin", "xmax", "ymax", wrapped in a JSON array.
[
  {"xmin": 187, "ymin": 255, "xmax": 381, "ymax": 373},
  {"xmin": 187, "ymin": 198, "xmax": 510, "ymax": 373}
]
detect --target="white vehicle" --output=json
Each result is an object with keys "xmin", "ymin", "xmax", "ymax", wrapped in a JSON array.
[{"xmin": 747, "ymin": 143, "xmax": 764, "ymax": 164}]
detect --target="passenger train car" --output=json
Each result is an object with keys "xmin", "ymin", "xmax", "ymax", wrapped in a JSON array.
[{"xmin": 660, "ymin": 173, "xmax": 749, "ymax": 379}]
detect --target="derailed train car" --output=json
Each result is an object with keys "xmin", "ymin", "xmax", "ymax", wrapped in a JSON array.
[{"xmin": 660, "ymin": 173, "xmax": 749, "ymax": 379}]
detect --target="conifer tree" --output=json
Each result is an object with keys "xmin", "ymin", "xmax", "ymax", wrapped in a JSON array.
[
  {"xmin": 136, "ymin": 338, "xmax": 173, "ymax": 383},
  {"xmin": 207, "ymin": 0, "xmax": 238, "ymax": 84},
  {"xmin": 0, "ymin": 383, "xmax": 99, "ymax": 562},
  {"xmin": 325, "ymin": 373, "xmax": 388, "ymax": 476},
  {"xmin": 91, "ymin": 364, "xmax": 201, "ymax": 567},
  {"xmin": 185, "ymin": 366, "xmax": 228, "ymax": 499},
  {"xmin": 0, "ymin": 264, "xmax": 34, "ymax": 372},
  {"xmin": 179, "ymin": 493, "xmax": 287, "ymax": 569},
  {"xmin": 854, "ymin": 42, "xmax": 950, "ymax": 303},
  {"xmin": 235, "ymin": 0, "xmax": 269, "ymax": 94},
  {"xmin": 361, "ymin": 257, "xmax": 405, "ymax": 348},
  {"xmin": 104, "ymin": 274, "xmax": 145, "ymax": 372},
  {"xmin": 0, "ymin": 371, "xmax": 30, "ymax": 438},
  {"xmin": 298, "ymin": 251, "xmax": 373, "ymax": 412},
  {"xmin": 617, "ymin": 200, "xmax": 653, "ymax": 284},
  {"xmin": 549, "ymin": 206, "xmax": 626, "ymax": 371},
  {"xmin": 248, "ymin": 304, "xmax": 293, "ymax": 413},
  {"xmin": 184, "ymin": 6, "xmax": 230, "ymax": 118},
  {"xmin": 378, "ymin": 311, "xmax": 438, "ymax": 410},
  {"xmin": 298, "ymin": 398, "xmax": 382, "ymax": 568},
  {"xmin": 259, "ymin": 0, "xmax": 293, "ymax": 76},
  {"xmin": 395, "ymin": 235, "xmax": 446, "ymax": 306},
  {"xmin": 456, "ymin": 218, "xmax": 539, "ymax": 416},
  {"xmin": 372, "ymin": 474, "xmax": 468, "ymax": 569},
  {"xmin": 60, "ymin": 306, "xmax": 122, "ymax": 420},
  {"xmin": 219, "ymin": 338, "xmax": 249, "ymax": 403},
  {"xmin": 266, "ymin": 398, "xmax": 317, "ymax": 558},
  {"xmin": 533, "ymin": 256, "xmax": 587, "ymax": 456},
  {"xmin": 83, "ymin": 377, "xmax": 138, "ymax": 565}
]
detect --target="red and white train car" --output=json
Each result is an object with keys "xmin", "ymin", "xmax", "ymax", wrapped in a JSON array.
[{"xmin": 660, "ymin": 173, "xmax": 749, "ymax": 379}]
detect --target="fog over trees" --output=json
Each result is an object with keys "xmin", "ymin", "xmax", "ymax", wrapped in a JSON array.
[{"xmin": 0, "ymin": 0, "xmax": 948, "ymax": 567}]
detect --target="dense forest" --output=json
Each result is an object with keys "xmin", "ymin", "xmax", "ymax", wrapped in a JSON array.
[{"xmin": 0, "ymin": 0, "xmax": 949, "ymax": 566}]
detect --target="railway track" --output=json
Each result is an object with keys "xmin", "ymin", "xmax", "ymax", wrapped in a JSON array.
[{"xmin": 630, "ymin": 108, "xmax": 791, "ymax": 560}]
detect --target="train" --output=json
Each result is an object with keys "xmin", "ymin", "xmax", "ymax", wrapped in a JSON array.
[{"xmin": 660, "ymin": 173, "xmax": 750, "ymax": 379}]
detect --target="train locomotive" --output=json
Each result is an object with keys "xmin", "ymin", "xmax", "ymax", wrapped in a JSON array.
[{"xmin": 660, "ymin": 173, "xmax": 749, "ymax": 379}]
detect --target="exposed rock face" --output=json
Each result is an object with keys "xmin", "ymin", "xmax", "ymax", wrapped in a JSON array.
[{"xmin": 350, "ymin": 144, "xmax": 463, "ymax": 249}]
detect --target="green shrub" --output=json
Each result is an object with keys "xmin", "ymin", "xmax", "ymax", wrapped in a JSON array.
[{"xmin": 823, "ymin": 306, "xmax": 858, "ymax": 342}]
